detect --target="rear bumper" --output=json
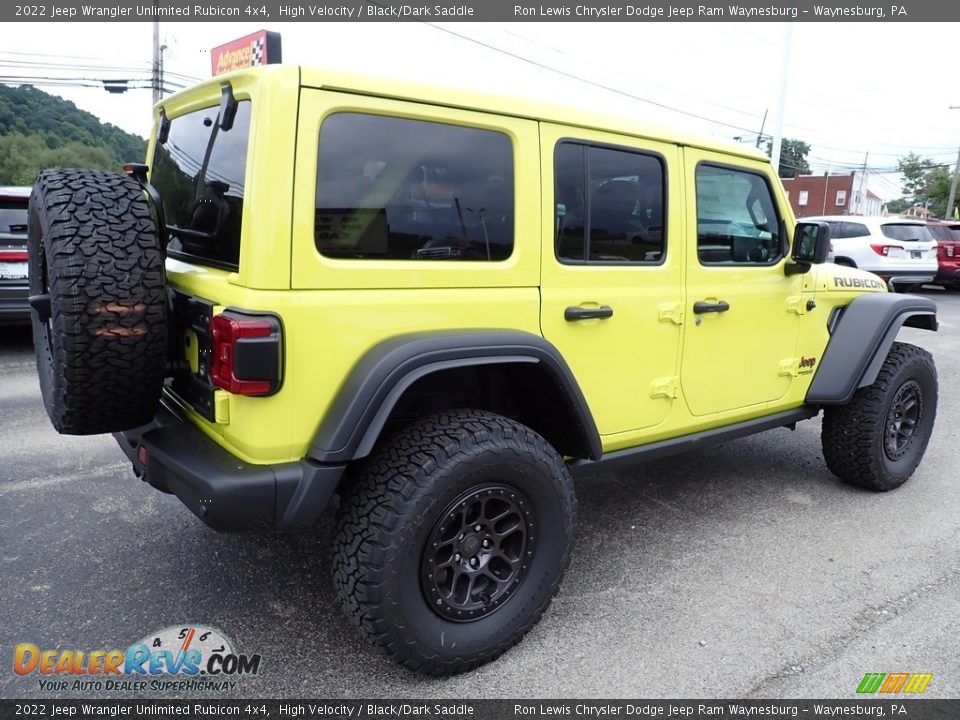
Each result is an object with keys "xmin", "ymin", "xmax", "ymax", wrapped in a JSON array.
[
  {"xmin": 935, "ymin": 264, "xmax": 960, "ymax": 286},
  {"xmin": 0, "ymin": 284, "xmax": 29, "ymax": 324},
  {"xmin": 115, "ymin": 399, "xmax": 345, "ymax": 532},
  {"xmin": 873, "ymin": 270, "xmax": 935, "ymax": 289}
]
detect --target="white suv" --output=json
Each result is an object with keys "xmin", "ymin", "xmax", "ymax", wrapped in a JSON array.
[{"xmin": 805, "ymin": 216, "xmax": 938, "ymax": 291}]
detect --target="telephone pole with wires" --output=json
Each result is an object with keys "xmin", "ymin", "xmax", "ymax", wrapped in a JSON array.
[{"xmin": 945, "ymin": 144, "xmax": 960, "ymax": 219}]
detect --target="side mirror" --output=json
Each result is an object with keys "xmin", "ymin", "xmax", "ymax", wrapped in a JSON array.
[{"xmin": 786, "ymin": 221, "xmax": 831, "ymax": 275}]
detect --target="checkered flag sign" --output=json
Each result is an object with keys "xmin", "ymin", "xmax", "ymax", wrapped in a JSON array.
[{"xmin": 250, "ymin": 37, "xmax": 265, "ymax": 67}]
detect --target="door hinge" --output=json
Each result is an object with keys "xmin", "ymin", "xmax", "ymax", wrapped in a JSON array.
[
  {"xmin": 786, "ymin": 296, "xmax": 812, "ymax": 315},
  {"xmin": 780, "ymin": 356, "xmax": 818, "ymax": 377},
  {"xmin": 650, "ymin": 376, "xmax": 680, "ymax": 399},
  {"xmin": 657, "ymin": 302, "xmax": 684, "ymax": 325},
  {"xmin": 779, "ymin": 358, "xmax": 800, "ymax": 377}
]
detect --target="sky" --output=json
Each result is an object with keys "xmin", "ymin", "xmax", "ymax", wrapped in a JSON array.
[{"xmin": 5, "ymin": 21, "xmax": 960, "ymax": 201}]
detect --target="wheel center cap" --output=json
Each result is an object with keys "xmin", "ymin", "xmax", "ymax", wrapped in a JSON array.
[{"xmin": 461, "ymin": 535, "xmax": 482, "ymax": 557}]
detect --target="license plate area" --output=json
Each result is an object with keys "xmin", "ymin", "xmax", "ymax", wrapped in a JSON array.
[
  {"xmin": 0, "ymin": 261, "xmax": 27, "ymax": 280},
  {"xmin": 168, "ymin": 291, "xmax": 216, "ymax": 422},
  {"xmin": 911, "ymin": 250, "xmax": 922, "ymax": 259}
]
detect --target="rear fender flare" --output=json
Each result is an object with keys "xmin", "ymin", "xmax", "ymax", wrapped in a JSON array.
[{"xmin": 307, "ymin": 330, "xmax": 601, "ymax": 463}]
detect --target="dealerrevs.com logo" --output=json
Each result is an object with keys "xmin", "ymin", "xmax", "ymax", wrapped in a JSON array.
[{"xmin": 13, "ymin": 625, "xmax": 261, "ymax": 693}]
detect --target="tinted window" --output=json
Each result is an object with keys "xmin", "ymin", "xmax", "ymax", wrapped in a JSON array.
[
  {"xmin": 695, "ymin": 165, "xmax": 782, "ymax": 265},
  {"xmin": 315, "ymin": 113, "xmax": 513, "ymax": 261},
  {"xmin": 554, "ymin": 142, "xmax": 665, "ymax": 263},
  {"xmin": 829, "ymin": 221, "xmax": 869, "ymax": 239},
  {"xmin": 927, "ymin": 225, "xmax": 954, "ymax": 241},
  {"xmin": 152, "ymin": 101, "xmax": 251, "ymax": 268},
  {"xmin": 881, "ymin": 224, "xmax": 933, "ymax": 242}
]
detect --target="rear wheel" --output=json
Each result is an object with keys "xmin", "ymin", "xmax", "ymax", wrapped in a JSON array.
[
  {"xmin": 821, "ymin": 342, "xmax": 937, "ymax": 491},
  {"xmin": 332, "ymin": 409, "xmax": 576, "ymax": 675},
  {"xmin": 29, "ymin": 169, "xmax": 167, "ymax": 435}
]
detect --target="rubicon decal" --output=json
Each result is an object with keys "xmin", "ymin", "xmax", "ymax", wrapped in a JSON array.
[
  {"xmin": 832, "ymin": 276, "xmax": 887, "ymax": 290},
  {"xmin": 856, "ymin": 672, "xmax": 933, "ymax": 694},
  {"xmin": 14, "ymin": 625, "xmax": 261, "ymax": 693}
]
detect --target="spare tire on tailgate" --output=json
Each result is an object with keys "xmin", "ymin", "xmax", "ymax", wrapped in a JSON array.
[{"xmin": 28, "ymin": 169, "xmax": 167, "ymax": 435}]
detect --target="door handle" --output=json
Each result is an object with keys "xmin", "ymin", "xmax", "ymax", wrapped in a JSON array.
[
  {"xmin": 564, "ymin": 305, "xmax": 614, "ymax": 321},
  {"xmin": 693, "ymin": 300, "xmax": 730, "ymax": 314}
]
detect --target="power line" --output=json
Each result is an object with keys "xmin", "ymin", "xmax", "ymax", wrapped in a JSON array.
[{"xmin": 420, "ymin": 22, "xmax": 765, "ymax": 137}]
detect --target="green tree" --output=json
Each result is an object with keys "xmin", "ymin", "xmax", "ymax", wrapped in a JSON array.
[
  {"xmin": 0, "ymin": 132, "xmax": 116, "ymax": 185},
  {"xmin": 884, "ymin": 197, "xmax": 910, "ymax": 214},
  {"xmin": 0, "ymin": 133, "xmax": 50, "ymax": 185},
  {"xmin": 898, "ymin": 152, "xmax": 935, "ymax": 204},
  {"xmin": 766, "ymin": 138, "xmax": 811, "ymax": 178},
  {"xmin": 896, "ymin": 153, "xmax": 953, "ymax": 216},
  {"xmin": 0, "ymin": 84, "xmax": 146, "ymax": 167}
]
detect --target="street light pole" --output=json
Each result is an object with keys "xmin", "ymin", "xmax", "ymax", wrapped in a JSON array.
[{"xmin": 769, "ymin": 23, "xmax": 794, "ymax": 174}]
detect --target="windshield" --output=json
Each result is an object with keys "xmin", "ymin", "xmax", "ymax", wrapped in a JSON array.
[
  {"xmin": 0, "ymin": 202, "xmax": 28, "ymax": 241},
  {"xmin": 926, "ymin": 225, "xmax": 956, "ymax": 242},
  {"xmin": 151, "ymin": 101, "xmax": 251, "ymax": 268}
]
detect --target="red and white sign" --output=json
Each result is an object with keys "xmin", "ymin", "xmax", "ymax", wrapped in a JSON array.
[{"xmin": 210, "ymin": 30, "xmax": 282, "ymax": 76}]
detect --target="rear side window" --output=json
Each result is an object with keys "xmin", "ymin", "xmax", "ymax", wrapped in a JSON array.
[
  {"xmin": 695, "ymin": 164, "xmax": 782, "ymax": 265},
  {"xmin": 881, "ymin": 224, "xmax": 933, "ymax": 242},
  {"xmin": 829, "ymin": 221, "xmax": 869, "ymax": 239},
  {"xmin": 315, "ymin": 113, "xmax": 514, "ymax": 261},
  {"xmin": 554, "ymin": 141, "xmax": 665, "ymax": 264},
  {"xmin": 152, "ymin": 101, "xmax": 251, "ymax": 268}
]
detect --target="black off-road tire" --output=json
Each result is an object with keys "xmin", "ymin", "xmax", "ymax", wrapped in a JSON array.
[
  {"xmin": 332, "ymin": 409, "xmax": 576, "ymax": 676},
  {"xmin": 822, "ymin": 342, "xmax": 937, "ymax": 491},
  {"xmin": 29, "ymin": 169, "xmax": 167, "ymax": 435}
]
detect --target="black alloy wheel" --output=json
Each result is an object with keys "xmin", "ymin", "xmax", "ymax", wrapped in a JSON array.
[{"xmin": 421, "ymin": 484, "xmax": 535, "ymax": 622}]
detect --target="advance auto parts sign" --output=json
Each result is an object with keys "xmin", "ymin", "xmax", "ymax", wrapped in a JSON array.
[{"xmin": 211, "ymin": 30, "xmax": 282, "ymax": 76}]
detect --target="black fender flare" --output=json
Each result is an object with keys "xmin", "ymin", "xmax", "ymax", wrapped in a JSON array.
[
  {"xmin": 307, "ymin": 330, "xmax": 602, "ymax": 463},
  {"xmin": 805, "ymin": 293, "xmax": 937, "ymax": 405}
]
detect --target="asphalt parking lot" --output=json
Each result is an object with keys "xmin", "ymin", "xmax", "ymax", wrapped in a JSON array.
[{"xmin": 1, "ymin": 292, "xmax": 959, "ymax": 700}]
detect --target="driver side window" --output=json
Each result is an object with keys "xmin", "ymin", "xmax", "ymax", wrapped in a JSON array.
[{"xmin": 695, "ymin": 164, "xmax": 782, "ymax": 265}]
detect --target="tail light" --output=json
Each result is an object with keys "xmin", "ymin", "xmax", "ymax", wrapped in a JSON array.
[
  {"xmin": 870, "ymin": 244, "xmax": 903, "ymax": 257},
  {"xmin": 0, "ymin": 249, "xmax": 28, "ymax": 261},
  {"xmin": 210, "ymin": 311, "xmax": 283, "ymax": 396}
]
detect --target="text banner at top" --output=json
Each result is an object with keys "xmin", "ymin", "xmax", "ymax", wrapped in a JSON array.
[{"xmin": 5, "ymin": 0, "xmax": 959, "ymax": 22}]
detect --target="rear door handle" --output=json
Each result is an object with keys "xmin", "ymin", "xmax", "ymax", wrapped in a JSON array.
[
  {"xmin": 564, "ymin": 305, "xmax": 614, "ymax": 321},
  {"xmin": 693, "ymin": 300, "xmax": 730, "ymax": 314}
]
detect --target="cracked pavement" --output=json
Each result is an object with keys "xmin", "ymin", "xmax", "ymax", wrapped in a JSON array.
[{"xmin": 1, "ymin": 291, "xmax": 958, "ymax": 699}]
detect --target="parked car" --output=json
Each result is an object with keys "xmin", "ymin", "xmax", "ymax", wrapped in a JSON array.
[
  {"xmin": 805, "ymin": 215, "xmax": 938, "ymax": 292},
  {"xmin": 926, "ymin": 219, "xmax": 960, "ymax": 290},
  {"xmin": 0, "ymin": 186, "xmax": 31, "ymax": 324}
]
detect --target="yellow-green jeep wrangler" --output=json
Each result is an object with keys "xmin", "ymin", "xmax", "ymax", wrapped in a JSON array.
[{"xmin": 27, "ymin": 66, "xmax": 938, "ymax": 675}]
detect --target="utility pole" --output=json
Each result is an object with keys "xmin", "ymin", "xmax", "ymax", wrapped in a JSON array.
[
  {"xmin": 945, "ymin": 106, "xmax": 960, "ymax": 220},
  {"xmin": 945, "ymin": 144, "xmax": 960, "ymax": 220},
  {"xmin": 856, "ymin": 152, "xmax": 868, "ymax": 214},
  {"xmin": 769, "ymin": 23, "xmax": 794, "ymax": 174},
  {"xmin": 755, "ymin": 109, "xmax": 768, "ymax": 150},
  {"xmin": 151, "ymin": 17, "xmax": 161, "ymax": 106}
]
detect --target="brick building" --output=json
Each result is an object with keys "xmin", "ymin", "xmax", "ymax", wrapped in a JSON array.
[{"xmin": 781, "ymin": 171, "xmax": 882, "ymax": 218}]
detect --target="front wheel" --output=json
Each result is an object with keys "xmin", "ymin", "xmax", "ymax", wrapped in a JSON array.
[
  {"xmin": 332, "ymin": 409, "xmax": 576, "ymax": 675},
  {"xmin": 821, "ymin": 342, "xmax": 937, "ymax": 491}
]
